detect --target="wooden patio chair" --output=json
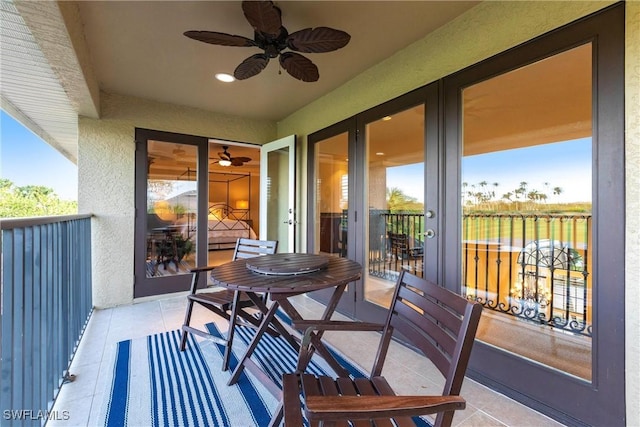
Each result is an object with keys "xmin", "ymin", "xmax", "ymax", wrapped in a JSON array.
[
  {"xmin": 179, "ymin": 237, "xmax": 278, "ymax": 371},
  {"xmin": 278, "ymin": 270, "xmax": 482, "ymax": 427},
  {"xmin": 389, "ymin": 232, "xmax": 423, "ymax": 260}
]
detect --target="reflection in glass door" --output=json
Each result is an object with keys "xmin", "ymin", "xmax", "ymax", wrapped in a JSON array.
[
  {"xmin": 313, "ymin": 132, "xmax": 349, "ymax": 258},
  {"xmin": 146, "ymin": 141, "xmax": 198, "ymax": 279},
  {"xmin": 364, "ymin": 105, "xmax": 425, "ymax": 310},
  {"xmin": 461, "ymin": 44, "xmax": 593, "ymax": 380},
  {"xmin": 135, "ymin": 128, "xmax": 208, "ymax": 298}
]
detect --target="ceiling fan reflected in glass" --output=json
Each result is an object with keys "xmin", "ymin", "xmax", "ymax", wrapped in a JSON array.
[
  {"xmin": 213, "ymin": 146, "xmax": 252, "ymax": 167},
  {"xmin": 184, "ymin": 0, "xmax": 351, "ymax": 82}
]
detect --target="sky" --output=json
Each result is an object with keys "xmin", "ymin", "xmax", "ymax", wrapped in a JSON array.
[
  {"xmin": 387, "ymin": 137, "xmax": 592, "ymax": 204},
  {"xmin": 1, "ymin": 108, "xmax": 591, "ymax": 205},
  {"xmin": 1, "ymin": 110, "xmax": 78, "ymax": 201}
]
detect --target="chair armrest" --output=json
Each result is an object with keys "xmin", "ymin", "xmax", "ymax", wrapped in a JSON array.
[
  {"xmin": 305, "ymin": 395, "xmax": 466, "ymax": 421},
  {"xmin": 292, "ymin": 320, "xmax": 384, "ymax": 332},
  {"xmin": 293, "ymin": 320, "xmax": 384, "ymax": 353},
  {"xmin": 189, "ymin": 265, "xmax": 216, "ymax": 273}
]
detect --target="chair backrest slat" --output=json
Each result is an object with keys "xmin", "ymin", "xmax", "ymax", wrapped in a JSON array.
[
  {"xmin": 391, "ymin": 303, "xmax": 456, "ymax": 375},
  {"xmin": 233, "ymin": 238, "xmax": 278, "ymax": 260},
  {"xmin": 373, "ymin": 270, "xmax": 482, "ymax": 414},
  {"xmin": 395, "ymin": 285, "xmax": 461, "ymax": 354},
  {"xmin": 390, "ymin": 314, "xmax": 452, "ymax": 378}
]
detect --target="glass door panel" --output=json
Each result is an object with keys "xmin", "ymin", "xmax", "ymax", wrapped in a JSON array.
[
  {"xmin": 461, "ymin": 44, "xmax": 593, "ymax": 380},
  {"xmin": 146, "ymin": 140, "xmax": 198, "ymax": 278},
  {"xmin": 364, "ymin": 105, "xmax": 425, "ymax": 310},
  {"xmin": 260, "ymin": 135, "xmax": 296, "ymax": 252},
  {"xmin": 314, "ymin": 132, "xmax": 348, "ymax": 257}
]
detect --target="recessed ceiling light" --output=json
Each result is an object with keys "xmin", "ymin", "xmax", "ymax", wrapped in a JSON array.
[
  {"xmin": 376, "ymin": 152, "xmax": 385, "ymax": 156},
  {"xmin": 215, "ymin": 73, "xmax": 235, "ymax": 83},
  {"xmin": 382, "ymin": 116, "xmax": 392, "ymax": 121}
]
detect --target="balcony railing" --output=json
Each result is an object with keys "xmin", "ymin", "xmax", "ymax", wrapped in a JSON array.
[
  {"xmin": 368, "ymin": 211, "xmax": 592, "ymax": 336},
  {"xmin": 369, "ymin": 210, "xmax": 425, "ymax": 280},
  {"xmin": 1, "ymin": 215, "xmax": 92, "ymax": 426}
]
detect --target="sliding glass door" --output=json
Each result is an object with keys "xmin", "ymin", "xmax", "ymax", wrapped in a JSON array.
[
  {"xmin": 307, "ymin": 5, "xmax": 623, "ymax": 424},
  {"xmin": 460, "ymin": 43, "xmax": 594, "ymax": 380},
  {"xmin": 443, "ymin": 6, "xmax": 624, "ymax": 424}
]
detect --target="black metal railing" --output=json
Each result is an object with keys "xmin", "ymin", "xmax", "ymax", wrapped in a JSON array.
[
  {"xmin": 463, "ymin": 213, "xmax": 591, "ymax": 336},
  {"xmin": 367, "ymin": 211, "xmax": 592, "ymax": 336},
  {"xmin": 1, "ymin": 215, "xmax": 92, "ymax": 426},
  {"xmin": 369, "ymin": 210, "xmax": 424, "ymax": 280}
]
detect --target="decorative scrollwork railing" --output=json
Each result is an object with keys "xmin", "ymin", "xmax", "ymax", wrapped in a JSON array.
[
  {"xmin": 367, "ymin": 211, "xmax": 592, "ymax": 337},
  {"xmin": 462, "ymin": 213, "xmax": 592, "ymax": 337}
]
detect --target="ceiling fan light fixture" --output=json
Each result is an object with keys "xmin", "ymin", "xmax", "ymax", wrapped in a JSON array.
[
  {"xmin": 218, "ymin": 159, "xmax": 232, "ymax": 167},
  {"xmin": 215, "ymin": 73, "xmax": 236, "ymax": 83},
  {"xmin": 185, "ymin": 1, "xmax": 350, "ymax": 82}
]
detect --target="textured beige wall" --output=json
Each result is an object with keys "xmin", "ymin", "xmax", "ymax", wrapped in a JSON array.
[
  {"xmin": 625, "ymin": 2, "xmax": 640, "ymax": 425},
  {"xmin": 277, "ymin": 1, "xmax": 638, "ymax": 423},
  {"xmin": 78, "ymin": 92, "xmax": 276, "ymax": 308}
]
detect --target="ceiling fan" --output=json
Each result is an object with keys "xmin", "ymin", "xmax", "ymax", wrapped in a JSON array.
[
  {"xmin": 214, "ymin": 146, "xmax": 252, "ymax": 167},
  {"xmin": 184, "ymin": 1, "xmax": 351, "ymax": 82}
]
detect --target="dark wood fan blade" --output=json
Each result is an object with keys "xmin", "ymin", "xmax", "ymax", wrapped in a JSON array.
[
  {"xmin": 184, "ymin": 31, "xmax": 255, "ymax": 47},
  {"xmin": 279, "ymin": 52, "xmax": 319, "ymax": 82},
  {"xmin": 231, "ymin": 158, "xmax": 247, "ymax": 166},
  {"xmin": 242, "ymin": 1, "xmax": 282, "ymax": 37},
  {"xmin": 234, "ymin": 157, "xmax": 252, "ymax": 163},
  {"xmin": 218, "ymin": 151, "xmax": 231, "ymax": 160},
  {"xmin": 234, "ymin": 54, "xmax": 270, "ymax": 80},
  {"xmin": 287, "ymin": 27, "xmax": 351, "ymax": 53}
]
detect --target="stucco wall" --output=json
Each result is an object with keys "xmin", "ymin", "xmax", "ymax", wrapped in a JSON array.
[
  {"xmin": 275, "ymin": 1, "xmax": 638, "ymax": 424},
  {"xmin": 78, "ymin": 92, "xmax": 276, "ymax": 308}
]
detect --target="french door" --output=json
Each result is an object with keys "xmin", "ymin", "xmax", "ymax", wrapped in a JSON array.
[
  {"xmin": 307, "ymin": 5, "xmax": 624, "ymax": 425},
  {"xmin": 134, "ymin": 128, "xmax": 209, "ymax": 298},
  {"xmin": 260, "ymin": 135, "xmax": 296, "ymax": 253},
  {"xmin": 308, "ymin": 87, "xmax": 438, "ymax": 320},
  {"xmin": 307, "ymin": 119, "xmax": 357, "ymax": 313}
]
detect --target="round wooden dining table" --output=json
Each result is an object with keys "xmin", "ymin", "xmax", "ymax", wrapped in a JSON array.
[{"xmin": 210, "ymin": 253, "xmax": 362, "ymax": 396}]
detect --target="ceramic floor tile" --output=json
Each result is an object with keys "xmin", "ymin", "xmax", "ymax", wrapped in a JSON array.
[
  {"xmin": 455, "ymin": 410, "xmax": 507, "ymax": 427},
  {"xmin": 46, "ymin": 294, "xmax": 566, "ymax": 427}
]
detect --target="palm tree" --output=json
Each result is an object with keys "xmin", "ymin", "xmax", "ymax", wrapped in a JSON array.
[
  {"xmin": 386, "ymin": 187, "xmax": 422, "ymax": 211},
  {"xmin": 553, "ymin": 186, "xmax": 563, "ymax": 203}
]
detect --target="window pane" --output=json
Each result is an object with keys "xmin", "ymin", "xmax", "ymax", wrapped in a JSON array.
[
  {"xmin": 462, "ymin": 44, "xmax": 592, "ymax": 380},
  {"xmin": 366, "ymin": 105, "xmax": 425, "ymax": 309},
  {"xmin": 146, "ymin": 141, "xmax": 197, "ymax": 278},
  {"xmin": 315, "ymin": 132, "xmax": 348, "ymax": 257}
]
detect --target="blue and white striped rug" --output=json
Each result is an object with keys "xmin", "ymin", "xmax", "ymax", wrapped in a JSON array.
[
  {"xmin": 100, "ymin": 317, "xmax": 431, "ymax": 426},
  {"xmin": 99, "ymin": 319, "xmax": 352, "ymax": 426}
]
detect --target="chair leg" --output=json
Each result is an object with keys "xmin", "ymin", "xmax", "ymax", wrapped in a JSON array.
[
  {"xmin": 180, "ymin": 297, "xmax": 195, "ymax": 351},
  {"xmin": 222, "ymin": 290, "xmax": 242, "ymax": 371},
  {"xmin": 276, "ymin": 373, "xmax": 303, "ymax": 427},
  {"xmin": 180, "ymin": 270, "xmax": 200, "ymax": 351}
]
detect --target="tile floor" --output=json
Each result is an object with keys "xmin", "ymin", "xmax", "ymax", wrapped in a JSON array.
[{"xmin": 47, "ymin": 293, "xmax": 566, "ymax": 427}]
